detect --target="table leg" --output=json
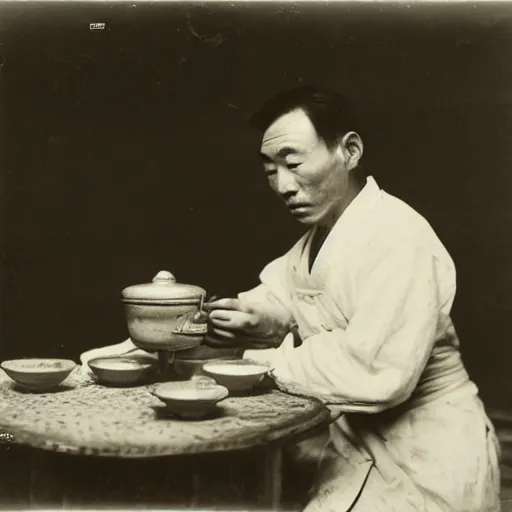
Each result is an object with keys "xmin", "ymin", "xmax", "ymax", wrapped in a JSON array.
[
  {"xmin": 261, "ymin": 445, "xmax": 283, "ymax": 511},
  {"xmin": 0, "ymin": 438, "xmax": 26, "ymax": 507},
  {"xmin": 29, "ymin": 450, "xmax": 65, "ymax": 509}
]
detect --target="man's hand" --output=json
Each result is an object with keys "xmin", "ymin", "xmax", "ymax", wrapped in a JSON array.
[{"xmin": 203, "ymin": 298, "xmax": 286, "ymax": 349}]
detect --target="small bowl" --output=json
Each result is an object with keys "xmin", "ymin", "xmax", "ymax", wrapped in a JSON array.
[
  {"xmin": 0, "ymin": 358, "xmax": 77, "ymax": 391},
  {"xmin": 172, "ymin": 356, "xmax": 239, "ymax": 380},
  {"xmin": 149, "ymin": 379, "xmax": 229, "ymax": 419},
  {"xmin": 88, "ymin": 356, "xmax": 155, "ymax": 386},
  {"xmin": 202, "ymin": 359, "xmax": 270, "ymax": 393}
]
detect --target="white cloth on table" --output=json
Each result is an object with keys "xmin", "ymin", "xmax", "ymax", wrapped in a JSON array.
[
  {"xmin": 240, "ymin": 176, "xmax": 501, "ymax": 511},
  {"xmin": 79, "ymin": 339, "xmax": 153, "ymax": 377}
]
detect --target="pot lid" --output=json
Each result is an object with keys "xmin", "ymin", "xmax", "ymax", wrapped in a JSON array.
[{"xmin": 121, "ymin": 271, "xmax": 206, "ymax": 302}]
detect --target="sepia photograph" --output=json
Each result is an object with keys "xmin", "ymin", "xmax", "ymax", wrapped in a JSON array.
[{"xmin": 0, "ymin": 1, "xmax": 511, "ymax": 510}]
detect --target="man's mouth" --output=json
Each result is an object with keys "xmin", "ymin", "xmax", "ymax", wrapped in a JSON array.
[
  {"xmin": 288, "ymin": 203, "xmax": 310, "ymax": 211},
  {"xmin": 287, "ymin": 203, "xmax": 312, "ymax": 216}
]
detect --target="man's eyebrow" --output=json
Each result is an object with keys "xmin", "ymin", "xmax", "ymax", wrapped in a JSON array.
[{"xmin": 259, "ymin": 147, "xmax": 301, "ymax": 160}]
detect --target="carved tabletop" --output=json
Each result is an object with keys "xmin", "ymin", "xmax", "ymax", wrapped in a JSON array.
[{"xmin": 0, "ymin": 367, "xmax": 330, "ymax": 459}]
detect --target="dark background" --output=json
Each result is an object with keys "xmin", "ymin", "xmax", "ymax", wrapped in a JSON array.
[{"xmin": 1, "ymin": 1, "xmax": 511, "ymax": 409}]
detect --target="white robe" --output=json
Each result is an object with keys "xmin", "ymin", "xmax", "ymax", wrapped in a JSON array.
[{"xmin": 240, "ymin": 177, "xmax": 501, "ymax": 511}]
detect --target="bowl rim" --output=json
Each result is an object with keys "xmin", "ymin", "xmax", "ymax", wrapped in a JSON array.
[
  {"xmin": 87, "ymin": 356, "xmax": 155, "ymax": 371},
  {"xmin": 202, "ymin": 360, "xmax": 270, "ymax": 377},
  {"xmin": 150, "ymin": 383, "xmax": 229, "ymax": 403},
  {"xmin": 0, "ymin": 358, "xmax": 77, "ymax": 373}
]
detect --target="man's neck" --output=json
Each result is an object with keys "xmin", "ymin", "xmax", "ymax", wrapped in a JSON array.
[{"xmin": 319, "ymin": 178, "xmax": 363, "ymax": 233}]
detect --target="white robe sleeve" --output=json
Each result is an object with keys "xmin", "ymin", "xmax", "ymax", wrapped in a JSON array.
[
  {"xmin": 237, "ymin": 255, "xmax": 295, "ymax": 341},
  {"xmin": 245, "ymin": 244, "xmax": 456, "ymax": 413}
]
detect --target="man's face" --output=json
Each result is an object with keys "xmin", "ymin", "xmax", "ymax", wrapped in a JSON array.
[{"xmin": 259, "ymin": 109, "xmax": 352, "ymax": 226}]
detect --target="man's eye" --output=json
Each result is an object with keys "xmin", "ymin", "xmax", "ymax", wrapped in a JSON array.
[{"xmin": 287, "ymin": 163, "xmax": 301, "ymax": 170}]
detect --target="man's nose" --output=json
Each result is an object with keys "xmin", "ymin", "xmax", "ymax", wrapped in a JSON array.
[{"xmin": 275, "ymin": 167, "xmax": 298, "ymax": 198}]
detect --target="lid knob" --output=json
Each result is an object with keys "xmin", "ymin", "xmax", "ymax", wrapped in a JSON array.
[{"xmin": 152, "ymin": 271, "xmax": 177, "ymax": 284}]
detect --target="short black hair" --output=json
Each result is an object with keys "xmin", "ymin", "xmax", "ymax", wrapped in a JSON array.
[{"xmin": 249, "ymin": 85, "xmax": 361, "ymax": 149}]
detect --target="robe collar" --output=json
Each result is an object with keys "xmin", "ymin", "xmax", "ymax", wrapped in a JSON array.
[
  {"xmin": 300, "ymin": 176, "xmax": 383, "ymax": 280},
  {"xmin": 325, "ymin": 175, "xmax": 382, "ymax": 240}
]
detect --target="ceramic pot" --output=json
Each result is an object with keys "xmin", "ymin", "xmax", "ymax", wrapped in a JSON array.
[{"xmin": 121, "ymin": 270, "xmax": 208, "ymax": 353}]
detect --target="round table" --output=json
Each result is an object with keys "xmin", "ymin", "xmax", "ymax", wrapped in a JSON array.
[{"xmin": 0, "ymin": 367, "xmax": 330, "ymax": 510}]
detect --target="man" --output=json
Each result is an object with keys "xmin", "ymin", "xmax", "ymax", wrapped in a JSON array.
[
  {"xmin": 203, "ymin": 86, "xmax": 501, "ymax": 511},
  {"xmin": 82, "ymin": 86, "xmax": 501, "ymax": 511}
]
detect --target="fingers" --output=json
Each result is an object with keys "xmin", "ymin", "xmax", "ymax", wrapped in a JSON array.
[
  {"xmin": 203, "ymin": 298, "xmax": 247, "ymax": 312},
  {"xmin": 210, "ymin": 328, "xmax": 237, "ymax": 340},
  {"xmin": 208, "ymin": 310, "xmax": 257, "ymax": 331}
]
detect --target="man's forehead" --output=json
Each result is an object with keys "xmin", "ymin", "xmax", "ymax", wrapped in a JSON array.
[{"xmin": 261, "ymin": 109, "xmax": 319, "ymax": 151}]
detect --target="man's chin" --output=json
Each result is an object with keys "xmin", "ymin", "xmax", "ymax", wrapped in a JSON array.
[
  {"xmin": 295, "ymin": 217, "xmax": 316, "ymax": 226},
  {"xmin": 289, "ymin": 210, "xmax": 317, "ymax": 225}
]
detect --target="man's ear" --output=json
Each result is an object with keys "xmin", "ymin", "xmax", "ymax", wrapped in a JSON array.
[{"xmin": 340, "ymin": 131, "xmax": 364, "ymax": 171}]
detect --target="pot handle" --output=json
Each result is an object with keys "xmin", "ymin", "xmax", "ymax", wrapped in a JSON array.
[
  {"xmin": 173, "ymin": 294, "xmax": 217, "ymax": 335},
  {"xmin": 193, "ymin": 294, "xmax": 208, "ymax": 323},
  {"xmin": 172, "ymin": 295, "xmax": 209, "ymax": 336},
  {"xmin": 172, "ymin": 312, "xmax": 208, "ymax": 335},
  {"xmin": 192, "ymin": 294, "xmax": 219, "ymax": 324}
]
